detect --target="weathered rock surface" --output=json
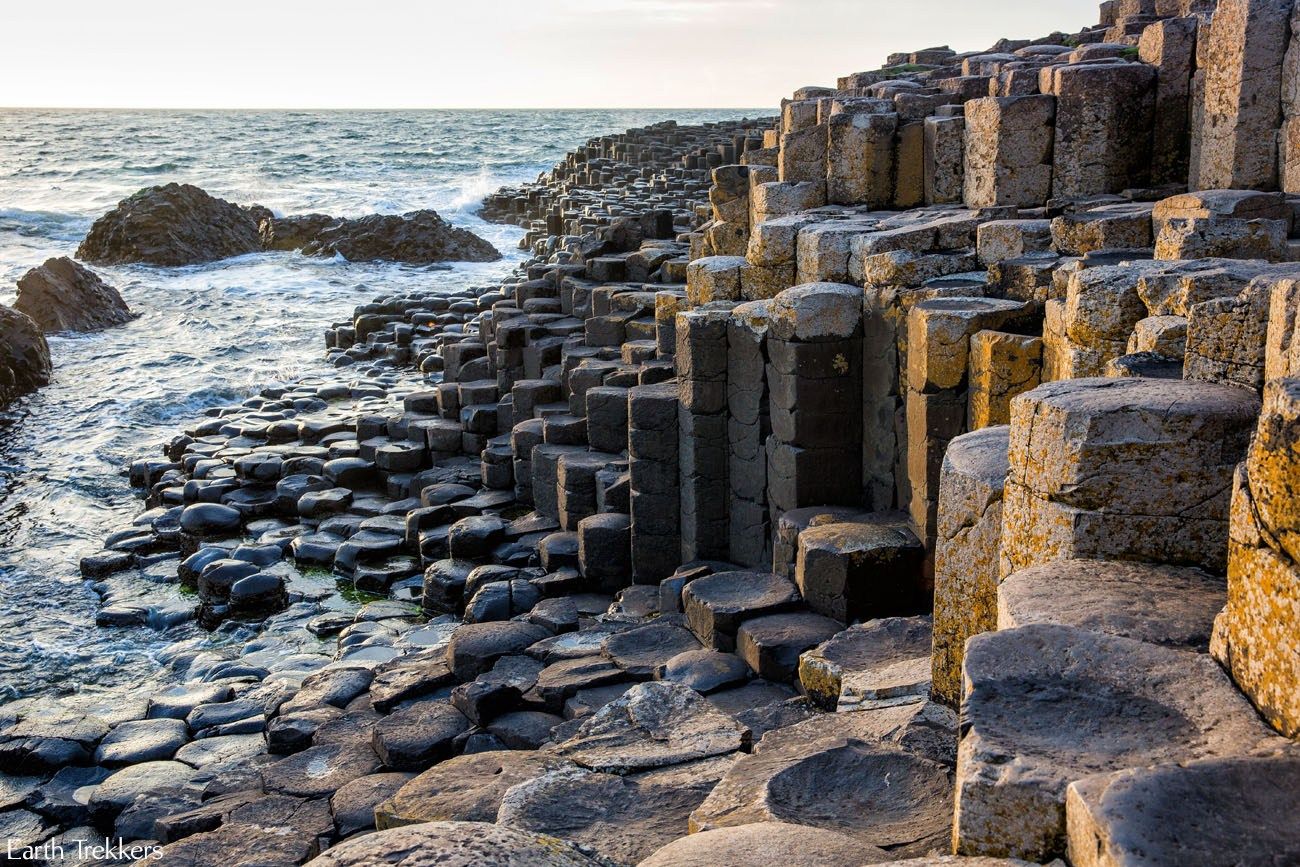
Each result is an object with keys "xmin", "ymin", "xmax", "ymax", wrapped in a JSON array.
[
  {"xmin": 955, "ymin": 624, "xmax": 1284, "ymax": 861},
  {"xmin": 77, "ymin": 183, "xmax": 265, "ymax": 265},
  {"xmin": 375, "ymin": 751, "xmax": 569, "ymax": 828},
  {"xmin": 14, "ymin": 256, "xmax": 134, "ymax": 332},
  {"xmin": 305, "ymin": 821, "xmax": 604, "ymax": 866},
  {"xmin": 0, "ymin": 305, "xmax": 52, "ymax": 406},
  {"xmin": 638, "ymin": 820, "xmax": 890, "ymax": 867},
  {"xmin": 300, "ymin": 210, "xmax": 501, "ymax": 264},
  {"xmin": 553, "ymin": 681, "xmax": 749, "ymax": 773}
]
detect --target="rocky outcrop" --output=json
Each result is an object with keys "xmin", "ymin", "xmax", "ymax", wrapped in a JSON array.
[
  {"xmin": 297, "ymin": 211, "xmax": 501, "ymax": 264},
  {"xmin": 77, "ymin": 184, "xmax": 501, "ymax": 266},
  {"xmin": 77, "ymin": 183, "xmax": 265, "ymax": 266},
  {"xmin": 15, "ymin": 256, "xmax": 134, "ymax": 332},
  {"xmin": 0, "ymin": 306, "xmax": 52, "ymax": 406}
]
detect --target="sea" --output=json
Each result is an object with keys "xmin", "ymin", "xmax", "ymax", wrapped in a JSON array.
[{"xmin": 0, "ymin": 108, "xmax": 766, "ymax": 708}]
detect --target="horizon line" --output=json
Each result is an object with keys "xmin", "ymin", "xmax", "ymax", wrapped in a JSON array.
[{"xmin": 0, "ymin": 105, "xmax": 779, "ymax": 113}]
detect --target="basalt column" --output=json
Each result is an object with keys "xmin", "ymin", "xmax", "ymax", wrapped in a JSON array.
[
  {"xmin": 727, "ymin": 300, "xmax": 774, "ymax": 568},
  {"xmin": 765, "ymin": 284, "xmax": 864, "ymax": 530},
  {"xmin": 629, "ymin": 381, "xmax": 681, "ymax": 583},
  {"xmin": 677, "ymin": 306, "xmax": 734, "ymax": 563},
  {"xmin": 1212, "ymin": 377, "xmax": 1300, "ymax": 738}
]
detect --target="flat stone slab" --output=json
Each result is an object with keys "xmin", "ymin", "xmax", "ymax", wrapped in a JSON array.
[
  {"xmin": 736, "ymin": 611, "xmax": 843, "ymax": 682},
  {"xmin": 88, "ymin": 760, "xmax": 201, "ymax": 823},
  {"xmin": 496, "ymin": 755, "xmax": 737, "ymax": 864},
  {"xmin": 261, "ymin": 743, "xmax": 383, "ymax": 799},
  {"xmin": 553, "ymin": 681, "xmax": 749, "ymax": 773},
  {"xmin": 998, "ymin": 559, "xmax": 1225, "ymax": 650},
  {"xmin": 94, "ymin": 717, "xmax": 188, "ymax": 766},
  {"xmin": 690, "ymin": 724, "xmax": 954, "ymax": 855},
  {"xmin": 1065, "ymin": 753, "xmax": 1300, "ymax": 867},
  {"xmin": 799, "ymin": 616, "xmax": 933, "ymax": 709},
  {"xmin": 330, "ymin": 772, "xmax": 414, "ymax": 837},
  {"xmin": 601, "ymin": 622, "xmax": 703, "ymax": 677},
  {"xmin": 955, "ymin": 624, "xmax": 1285, "ymax": 861},
  {"xmin": 683, "ymin": 571, "xmax": 800, "ymax": 650},
  {"xmin": 376, "ymin": 751, "xmax": 571, "ymax": 828},
  {"xmin": 657, "ymin": 649, "xmax": 752, "ymax": 694},
  {"xmin": 300, "ymin": 820, "xmax": 604, "ymax": 866},
  {"xmin": 638, "ymin": 821, "xmax": 890, "ymax": 867}
]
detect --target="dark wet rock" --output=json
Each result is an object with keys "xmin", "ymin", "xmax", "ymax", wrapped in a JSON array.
[
  {"xmin": 299, "ymin": 210, "xmax": 501, "ymax": 264},
  {"xmin": 375, "ymin": 750, "xmax": 569, "ymax": 828},
  {"xmin": 268, "ymin": 707, "xmax": 343, "ymax": 754},
  {"xmin": 446, "ymin": 621, "xmax": 550, "ymax": 681},
  {"xmin": 279, "ymin": 667, "xmax": 375, "ymax": 716},
  {"xmin": 0, "ymin": 305, "xmax": 51, "ymax": 406},
  {"xmin": 329, "ymin": 771, "xmax": 414, "ymax": 837},
  {"xmin": 497, "ymin": 755, "xmax": 737, "ymax": 864},
  {"xmin": 534, "ymin": 656, "xmax": 629, "ymax": 713},
  {"xmin": 77, "ymin": 183, "xmax": 264, "ymax": 266},
  {"xmin": 0, "ymin": 708, "xmax": 109, "ymax": 774},
  {"xmin": 487, "ymin": 711, "xmax": 564, "ymax": 749},
  {"xmin": 601, "ymin": 621, "xmax": 703, "ymax": 678},
  {"xmin": 371, "ymin": 700, "xmax": 470, "ymax": 770},
  {"xmin": 261, "ymin": 742, "xmax": 383, "ymax": 798},
  {"xmin": 147, "ymin": 684, "xmax": 233, "ymax": 720},
  {"xmin": 174, "ymin": 733, "xmax": 265, "ymax": 769},
  {"xmin": 658, "ymin": 649, "xmax": 752, "ymax": 694},
  {"xmin": 23, "ymin": 765, "xmax": 111, "ymax": 825},
  {"xmin": 370, "ymin": 655, "xmax": 456, "ymax": 713},
  {"xmin": 88, "ymin": 760, "xmax": 200, "ymax": 824},
  {"xmin": 554, "ymin": 681, "xmax": 749, "ymax": 773},
  {"xmin": 94, "ymin": 718, "xmax": 188, "ymax": 766},
  {"xmin": 259, "ymin": 213, "xmax": 336, "ymax": 251},
  {"xmin": 14, "ymin": 256, "xmax": 134, "ymax": 332},
  {"xmin": 113, "ymin": 785, "xmax": 204, "ymax": 840},
  {"xmin": 308, "ymin": 820, "xmax": 603, "ymax": 866},
  {"xmin": 0, "ymin": 808, "xmax": 52, "ymax": 853}
]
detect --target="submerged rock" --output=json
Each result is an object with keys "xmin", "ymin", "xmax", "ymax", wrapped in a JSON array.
[
  {"xmin": 15, "ymin": 256, "xmax": 134, "ymax": 332},
  {"xmin": 299, "ymin": 210, "xmax": 501, "ymax": 264},
  {"xmin": 77, "ymin": 183, "xmax": 264, "ymax": 265},
  {"xmin": 0, "ymin": 306, "xmax": 51, "ymax": 406}
]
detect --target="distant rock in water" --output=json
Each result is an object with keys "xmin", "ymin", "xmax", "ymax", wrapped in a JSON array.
[
  {"xmin": 78, "ymin": 184, "xmax": 501, "ymax": 266},
  {"xmin": 259, "ymin": 213, "xmax": 336, "ymax": 252},
  {"xmin": 16, "ymin": 257, "xmax": 135, "ymax": 332},
  {"xmin": 297, "ymin": 210, "xmax": 502, "ymax": 264},
  {"xmin": 0, "ymin": 306, "xmax": 52, "ymax": 406},
  {"xmin": 77, "ymin": 183, "xmax": 265, "ymax": 266}
]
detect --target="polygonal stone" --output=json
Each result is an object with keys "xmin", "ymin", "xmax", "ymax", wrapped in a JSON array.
[
  {"xmin": 1064, "ymin": 753, "xmax": 1300, "ymax": 867},
  {"xmin": 800, "ymin": 617, "xmax": 934, "ymax": 711},
  {"xmin": 998, "ymin": 559, "xmax": 1226, "ymax": 650},
  {"xmin": 638, "ymin": 821, "xmax": 889, "ymax": 867},
  {"xmin": 375, "ymin": 750, "xmax": 569, "ymax": 828},
  {"xmin": 682, "ymin": 571, "xmax": 800, "ymax": 651},
  {"xmin": 496, "ymin": 756, "xmax": 737, "ymax": 864},
  {"xmin": 735, "ymin": 612, "xmax": 842, "ymax": 682},
  {"xmin": 307, "ymin": 821, "xmax": 604, "ymax": 866},
  {"xmin": 955, "ymin": 624, "xmax": 1285, "ymax": 861},
  {"xmin": 553, "ymin": 681, "xmax": 749, "ymax": 773},
  {"xmin": 796, "ymin": 522, "xmax": 926, "ymax": 623}
]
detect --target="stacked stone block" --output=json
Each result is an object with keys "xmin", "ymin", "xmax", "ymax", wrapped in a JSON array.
[
  {"xmin": 628, "ymin": 382, "xmax": 680, "ymax": 583},
  {"xmin": 764, "ymin": 284, "xmax": 864, "ymax": 528},
  {"xmin": 1000, "ymin": 377, "xmax": 1261, "ymax": 578},
  {"xmin": 676, "ymin": 306, "xmax": 733, "ymax": 563},
  {"xmin": 727, "ymin": 301, "xmax": 773, "ymax": 568}
]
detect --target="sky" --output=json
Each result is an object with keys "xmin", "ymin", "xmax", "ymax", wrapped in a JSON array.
[{"xmin": 0, "ymin": 0, "xmax": 1101, "ymax": 109}]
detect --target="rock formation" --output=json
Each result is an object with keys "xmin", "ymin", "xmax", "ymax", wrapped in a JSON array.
[
  {"xmin": 77, "ymin": 182, "xmax": 266, "ymax": 266},
  {"xmin": 15, "ymin": 256, "xmax": 134, "ymax": 332},
  {"xmin": 77, "ymin": 184, "xmax": 499, "ymax": 267},
  {"xmin": 0, "ymin": 305, "xmax": 52, "ymax": 407},
  {"xmin": 18, "ymin": 2, "xmax": 1300, "ymax": 864}
]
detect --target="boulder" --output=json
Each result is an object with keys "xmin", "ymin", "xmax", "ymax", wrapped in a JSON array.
[
  {"xmin": 496, "ymin": 756, "xmax": 736, "ymax": 864},
  {"xmin": 77, "ymin": 183, "xmax": 264, "ymax": 265},
  {"xmin": 638, "ymin": 821, "xmax": 889, "ymax": 867},
  {"xmin": 376, "ymin": 751, "xmax": 569, "ymax": 829},
  {"xmin": 1065, "ymin": 753, "xmax": 1300, "ymax": 867},
  {"xmin": 0, "ymin": 306, "xmax": 51, "ymax": 406},
  {"xmin": 304, "ymin": 821, "xmax": 604, "ymax": 866},
  {"xmin": 259, "ymin": 213, "xmax": 336, "ymax": 251},
  {"xmin": 300, "ymin": 210, "xmax": 501, "ymax": 264},
  {"xmin": 954, "ymin": 624, "xmax": 1285, "ymax": 861},
  {"xmin": 553, "ymin": 681, "xmax": 749, "ymax": 773},
  {"xmin": 14, "ymin": 256, "xmax": 133, "ymax": 332}
]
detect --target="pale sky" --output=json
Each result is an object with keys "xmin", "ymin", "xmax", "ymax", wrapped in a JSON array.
[{"xmin": 1, "ymin": 0, "xmax": 1101, "ymax": 109}]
